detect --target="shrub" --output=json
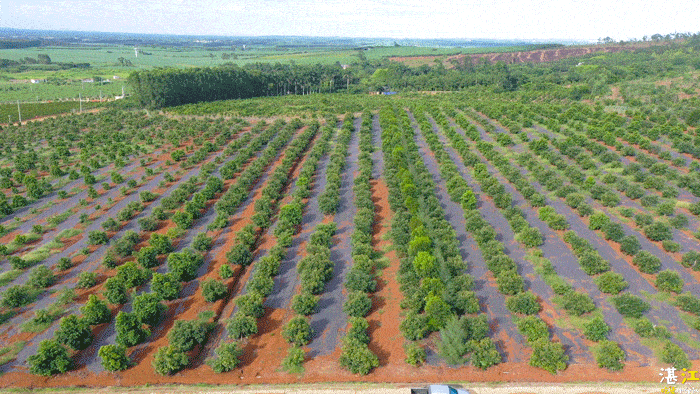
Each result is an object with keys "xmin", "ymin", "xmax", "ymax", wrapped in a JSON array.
[
  {"xmin": 515, "ymin": 227, "xmax": 543, "ymax": 248},
  {"xmin": 168, "ymin": 249, "xmax": 204, "ymax": 282},
  {"xmin": 496, "ymin": 270, "xmax": 525, "ymax": 295},
  {"xmin": 346, "ymin": 317, "xmax": 370, "ymax": 345},
  {"xmin": 596, "ymin": 340, "xmax": 625, "ymax": 371},
  {"xmin": 112, "ymin": 230, "xmax": 139, "ymax": 257},
  {"xmin": 57, "ymin": 257, "xmax": 72, "ymax": 271},
  {"xmin": 135, "ymin": 246, "xmax": 158, "ymax": 269},
  {"xmin": 152, "ymin": 345, "xmax": 189, "ymax": 375},
  {"xmin": 594, "ymin": 271, "xmax": 628, "ymax": 294},
  {"xmin": 149, "ymin": 233, "xmax": 173, "ymax": 254},
  {"xmin": 632, "ymin": 251, "xmax": 661, "ymax": 274},
  {"xmin": 676, "ymin": 292, "xmax": 700, "ymax": 314},
  {"xmin": 506, "ymin": 291, "xmax": 541, "ymax": 315},
  {"xmin": 561, "ymin": 291, "xmax": 595, "ymax": 316},
  {"xmin": 227, "ymin": 312, "xmax": 258, "ymax": 339},
  {"xmin": 584, "ymin": 316, "xmax": 610, "ymax": 341},
  {"xmin": 529, "ymin": 338, "xmax": 568, "ymax": 374},
  {"xmin": 644, "ymin": 221, "xmax": 673, "ymax": 242},
  {"xmin": 404, "ymin": 342, "xmax": 426, "ymax": 366},
  {"xmin": 101, "ymin": 218, "xmax": 120, "ymax": 232},
  {"xmin": 28, "ymin": 339, "xmax": 72, "ymax": 376},
  {"xmin": 88, "ymin": 230, "xmax": 109, "ymax": 245},
  {"xmin": 81, "ymin": 295, "xmax": 111, "ymax": 325},
  {"xmin": 226, "ymin": 243, "xmax": 253, "ymax": 266},
  {"xmin": 291, "ymin": 292, "xmax": 319, "ymax": 316},
  {"xmin": 115, "ymin": 311, "xmax": 150, "ymax": 347},
  {"xmin": 681, "ymin": 251, "xmax": 700, "ymax": 269},
  {"xmin": 2, "ymin": 285, "xmax": 37, "ymax": 308},
  {"xmin": 28, "ymin": 265, "xmax": 55, "ymax": 288},
  {"xmin": 611, "ymin": 293, "xmax": 650, "ymax": 318},
  {"xmin": 339, "ymin": 340, "xmax": 379, "ymax": 375},
  {"xmin": 655, "ymin": 270, "xmax": 683, "ymax": 293},
  {"xmin": 99, "ymin": 344, "xmax": 130, "ymax": 371},
  {"xmin": 281, "ymin": 346, "xmax": 306, "ymax": 373},
  {"xmin": 172, "ymin": 211, "xmax": 194, "ymax": 229},
  {"xmin": 470, "ymin": 337, "xmax": 502, "ymax": 369},
  {"xmin": 634, "ymin": 214, "xmax": 654, "ymax": 227},
  {"xmin": 578, "ymin": 251, "xmax": 610, "ymax": 275},
  {"xmin": 400, "ymin": 311, "xmax": 429, "ymax": 341},
  {"xmin": 208, "ymin": 341, "xmax": 243, "ymax": 373},
  {"xmin": 588, "ymin": 211, "xmax": 610, "ymax": 230},
  {"xmin": 132, "ymin": 292, "xmax": 166, "ymax": 326},
  {"xmin": 55, "ymin": 315, "xmax": 93, "ymax": 351},
  {"xmin": 77, "ymin": 272, "xmax": 98, "ymax": 289},
  {"xmin": 437, "ymin": 316, "xmax": 468, "ymax": 364},
  {"xmin": 345, "ymin": 268, "xmax": 377, "ymax": 293},
  {"xmin": 116, "ymin": 261, "xmax": 151, "ymax": 288},
  {"xmin": 670, "ymin": 214, "xmax": 689, "ymax": 229},
  {"xmin": 8, "ymin": 256, "xmax": 31, "ymax": 270},
  {"xmin": 103, "ymin": 277, "xmax": 129, "ymax": 305},
  {"xmin": 151, "ymin": 272, "xmax": 182, "ymax": 300},
  {"xmin": 343, "ymin": 291, "xmax": 372, "ymax": 317},
  {"xmin": 202, "ymin": 279, "xmax": 227, "ymax": 302},
  {"xmin": 169, "ymin": 319, "xmax": 210, "ymax": 352},
  {"xmin": 619, "ymin": 235, "xmax": 641, "ymax": 256},
  {"xmin": 661, "ymin": 341, "xmax": 691, "ymax": 370},
  {"xmin": 602, "ymin": 222, "xmax": 624, "ymax": 242},
  {"xmin": 662, "ymin": 240, "xmax": 681, "ymax": 253},
  {"xmin": 192, "ymin": 232, "xmax": 213, "ymax": 251},
  {"xmin": 516, "ymin": 315, "xmax": 549, "ymax": 344},
  {"xmin": 283, "ymin": 316, "xmax": 312, "ymax": 346}
]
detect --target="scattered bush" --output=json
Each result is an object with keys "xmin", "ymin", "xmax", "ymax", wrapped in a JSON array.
[
  {"xmin": 207, "ymin": 341, "xmax": 242, "ymax": 373},
  {"xmin": 584, "ymin": 316, "xmax": 610, "ymax": 341},
  {"xmin": 227, "ymin": 312, "xmax": 258, "ymax": 339},
  {"xmin": 168, "ymin": 319, "xmax": 210, "ymax": 352},
  {"xmin": 611, "ymin": 293, "xmax": 650, "ymax": 318},
  {"xmin": 81, "ymin": 295, "xmax": 111, "ymax": 325},
  {"xmin": 152, "ymin": 345, "xmax": 189, "ymax": 375},
  {"xmin": 202, "ymin": 278, "xmax": 227, "ymax": 302},
  {"xmin": 28, "ymin": 339, "xmax": 72, "ymax": 376},
  {"xmin": 77, "ymin": 271, "xmax": 98, "ymax": 289},
  {"xmin": 115, "ymin": 311, "xmax": 150, "ymax": 347},
  {"xmin": 132, "ymin": 292, "xmax": 167, "ymax": 326},
  {"xmin": 343, "ymin": 291, "xmax": 372, "ymax": 318},
  {"xmin": 283, "ymin": 316, "xmax": 312, "ymax": 347},
  {"xmin": 594, "ymin": 271, "xmax": 628, "ymax": 294},
  {"xmin": 529, "ymin": 338, "xmax": 568, "ymax": 374},
  {"xmin": 561, "ymin": 291, "xmax": 595, "ymax": 316},
  {"xmin": 661, "ymin": 341, "xmax": 691, "ymax": 370},
  {"xmin": 55, "ymin": 315, "xmax": 93, "ymax": 351},
  {"xmin": 506, "ymin": 291, "xmax": 541, "ymax": 315},
  {"xmin": 596, "ymin": 340, "xmax": 625, "ymax": 371},
  {"xmin": 291, "ymin": 292, "xmax": 319, "ymax": 316},
  {"xmin": 655, "ymin": 270, "xmax": 683, "ymax": 293},
  {"xmin": 632, "ymin": 251, "xmax": 662, "ymax": 274},
  {"xmin": 99, "ymin": 344, "xmax": 131, "ymax": 371}
]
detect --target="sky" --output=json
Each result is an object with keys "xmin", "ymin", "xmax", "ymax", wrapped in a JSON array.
[{"xmin": 1, "ymin": 0, "xmax": 698, "ymax": 41}]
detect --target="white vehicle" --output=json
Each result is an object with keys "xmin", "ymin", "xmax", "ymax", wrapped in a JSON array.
[{"xmin": 410, "ymin": 384, "xmax": 470, "ymax": 394}]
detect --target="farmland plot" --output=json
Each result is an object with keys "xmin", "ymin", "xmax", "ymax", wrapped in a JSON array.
[{"xmin": 1, "ymin": 89, "xmax": 700, "ymax": 388}]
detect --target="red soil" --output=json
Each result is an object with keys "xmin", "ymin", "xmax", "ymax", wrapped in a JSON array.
[
  {"xmin": 390, "ymin": 42, "xmax": 661, "ymax": 69},
  {"xmin": 365, "ymin": 178, "xmax": 407, "ymax": 368}
]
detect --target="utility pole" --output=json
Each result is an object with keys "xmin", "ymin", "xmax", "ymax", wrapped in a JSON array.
[{"xmin": 17, "ymin": 100, "xmax": 21, "ymax": 124}]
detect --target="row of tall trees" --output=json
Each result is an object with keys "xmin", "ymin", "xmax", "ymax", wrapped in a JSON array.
[{"xmin": 128, "ymin": 63, "xmax": 351, "ymax": 108}]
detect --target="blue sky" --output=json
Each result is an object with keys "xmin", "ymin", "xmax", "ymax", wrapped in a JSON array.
[{"xmin": 1, "ymin": 0, "xmax": 698, "ymax": 41}]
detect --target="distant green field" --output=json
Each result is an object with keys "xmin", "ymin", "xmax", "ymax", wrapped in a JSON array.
[
  {"xmin": 0, "ymin": 100, "xmax": 104, "ymax": 124},
  {"xmin": 0, "ymin": 43, "xmax": 528, "ymax": 103}
]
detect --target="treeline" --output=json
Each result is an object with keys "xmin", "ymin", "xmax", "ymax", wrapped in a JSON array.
[{"xmin": 128, "ymin": 63, "xmax": 350, "ymax": 108}]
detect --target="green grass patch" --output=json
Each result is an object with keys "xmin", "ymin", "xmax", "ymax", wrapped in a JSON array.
[
  {"xmin": 0, "ymin": 340, "xmax": 26, "ymax": 366},
  {"xmin": 54, "ymin": 228, "xmax": 81, "ymax": 242},
  {"xmin": 46, "ymin": 211, "xmax": 72, "ymax": 227},
  {"xmin": 0, "ymin": 270, "xmax": 23, "ymax": 287}
]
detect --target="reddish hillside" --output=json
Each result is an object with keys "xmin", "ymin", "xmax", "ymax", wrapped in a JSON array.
[{"xmin": 390, "ymin": 42, "xmax": 662, "ymax": 68}]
